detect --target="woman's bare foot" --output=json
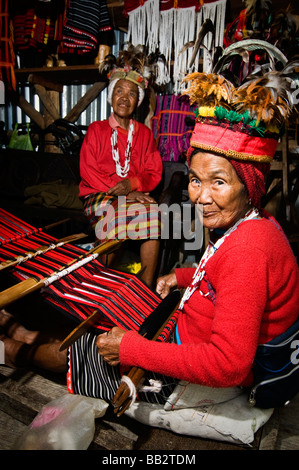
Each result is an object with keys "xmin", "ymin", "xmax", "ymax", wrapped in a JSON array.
[
  {"xmin": 0, "ymin": 309, "xmax": 39, "ymax": 344},
  {"xmin": 0, "ymin": 331, "xmax": 67, "ymax": 372},
  {"xmin": 0, "ymin": 332, "xmax": 30, "ymax": 368},
  {"xmin": 0, "ymin": 309, "xmax": 71, "ymax": 345}
]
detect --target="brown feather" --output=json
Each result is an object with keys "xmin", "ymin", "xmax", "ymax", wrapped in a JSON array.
[
  {"xmin": 232, "ymin": 71, "xmax": 295, "ymax": 127},
  {"xmin": 182, "ymin": 72, "xmax": 235, "ymax": 108},
  {"xmin": 189, "ymin": 19, "xmax": 215, "ymax": 70},
  {"xmin": 179, "ymin": 42, "xmax": 195, "ymax": 56},
  {"xmin": 98, "ymin": 43, "xmax": 169, "ymax": 89}
]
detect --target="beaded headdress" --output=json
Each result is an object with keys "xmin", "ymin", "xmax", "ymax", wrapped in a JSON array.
[
  {"xmin": 99, "ymin": 44, "xmax": 169, "ymax": 107},
  {"xmin": 107, "ymin": 67, "xmax": 147, "ymax": 107},
  {"xmin": 183, "ymin": 66, "xmax": 298, "ymax": 164},
  {"xmin": 182, "ymin": 39, "xmax": 299, "ymax": 206}
]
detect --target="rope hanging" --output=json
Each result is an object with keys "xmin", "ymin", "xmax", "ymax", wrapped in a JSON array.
[{"xmin": 126, "ymin": 0, "xmax": 227, "ymax": 93}]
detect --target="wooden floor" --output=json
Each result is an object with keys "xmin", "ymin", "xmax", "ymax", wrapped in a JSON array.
[
  {"xmin": 0, "ymin": 284, "xmax": 298, "ymax": 452},
  {"xmin": 0, "ymin": 235, "xmax": 298, "ymax": 452},
  {"xmin": 0, "ymin": 363, "xmax": 299, "ymax": 451}
]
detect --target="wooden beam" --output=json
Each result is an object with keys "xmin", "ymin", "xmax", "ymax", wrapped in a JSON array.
[
  {"xmin": 16, "ymin": 95, "xmax": 45, "ymax": 129},
  {"xmin": 33, "ymin": 84, "xmax": 60, "ymax": 122},
  {"xmin": 106, "ymin": 1, "xmax": 124, "ymax": 6},
  {"xmin": 64, "ymin": 81, "xmax": 107, "ymax": 123},
  {"xmin": 43, "ymin": 89, "xmax": 62, "ymax": 152},
  {"xmin": 28, "ymin": 73, "xmax": 63, "ymax": 93}
]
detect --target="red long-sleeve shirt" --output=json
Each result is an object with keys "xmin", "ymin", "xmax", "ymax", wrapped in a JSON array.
[
  {"xmin": 119, "ymin": 217, "xmax": 299, "ymax": 388},
  {"xmin": 79, "ymin": 115, "xmax": 163, "ymax": 197}
]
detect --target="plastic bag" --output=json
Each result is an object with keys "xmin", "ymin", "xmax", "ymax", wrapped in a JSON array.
[
  {"xmin": 12, "ymin": 393, "xmax": 109, "ymax": 450},
  {"xmin": 8, "ymin": 123, "xmax": 33, "ymax": 151}
]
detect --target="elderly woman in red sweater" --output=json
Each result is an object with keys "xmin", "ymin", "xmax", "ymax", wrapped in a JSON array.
[
  {"xmin": 1, "ymin": 71, "xmax": 298, "ymax": 413},
  {"xmin": 96, "ymin": 71, "xmax": 299, "ymax": 402},
  {"xmin": 79, "ymin": 48, "xmax": 163, "ymax": 288}
]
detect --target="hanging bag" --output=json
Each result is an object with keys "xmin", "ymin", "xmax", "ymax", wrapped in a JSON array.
[
  {"xmin": 8, "ymin": 123, "xmax": 33, "ymax": 151},
  {"xmin": 249, "ymin": 318, "xmax": 299, "ymax": 408}
]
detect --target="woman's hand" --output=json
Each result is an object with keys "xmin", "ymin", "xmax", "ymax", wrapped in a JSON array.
[
  {"xmin": 107, "ymin": 181, "xmax": 156, "ymax": 204},
  {"xmin": 156, "ymin": 272, "xmax": 178, "ymax": 299},
  {"xmin": 107, "ymin": 179, "xmax": 131, "ymax": 196},
  {"xmin": 96, "ymin": 327, "xmax": 126, "ymax": 366},
  {"xmin": 127, "ymin": 191, "xmax": 156, "ymax": 203}
]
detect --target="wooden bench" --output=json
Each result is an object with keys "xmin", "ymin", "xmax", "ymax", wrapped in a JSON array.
[{"xmin": 0, "ymin": 365, "xmax": 279, "ymax": 451}]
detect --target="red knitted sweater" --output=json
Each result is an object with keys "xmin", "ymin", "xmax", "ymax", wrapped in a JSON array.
[
  {"xmin": 79, "ymin": 117, "xmax": 163, "ymax": 197},
  {"xmin": 119, "ymin": 217, "xmax": 299, "ymax": 388}
]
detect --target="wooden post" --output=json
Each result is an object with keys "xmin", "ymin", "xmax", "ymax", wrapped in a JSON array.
[
  {"xmin": 43, "ymin": 89, "xmax": 62, "ymax": 153},
  {"xmin": 33, "ymin": 84, "xmax": 60, "ymax": 122},
  {"xmin": 16, "ymin": 95, "xmax": 45, "ymax": 129},
  {"xmin": 64, "ymin": 81, "xmax": 106, "ymax": 123}
]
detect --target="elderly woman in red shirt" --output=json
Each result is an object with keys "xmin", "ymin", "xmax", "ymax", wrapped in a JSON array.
[
  {"xmin": 79, "ymin": 49, "xmax": 163, "ymax": 288},
  {"xmin": 1, "ymin": 69, "xmax": 298, "ymax": 418},
  {"xmin": 96, "ymin": 71, "xmax": 299, "ymax": 403}
]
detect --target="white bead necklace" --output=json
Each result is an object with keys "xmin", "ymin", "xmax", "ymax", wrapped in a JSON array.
[
  {"xmin": 178, "ymin": 207, "xmax": 260, "ymax": 310},
  {"xmin": 111, "ymin": 121, "xmax": 134, "ymax": 178}
]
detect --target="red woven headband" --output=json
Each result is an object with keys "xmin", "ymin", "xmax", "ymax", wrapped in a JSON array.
[{"xmin": 189, "ymin": 119, "xmax": 278, "ymax": 163}]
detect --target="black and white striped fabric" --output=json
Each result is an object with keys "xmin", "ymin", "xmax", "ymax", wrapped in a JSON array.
[
  {"xmin": 61, "ymin": 0, "xmax": 112, "ymax": 54},
  {"xmin": 67, "ymin": 332, "xmax": 178, "ymax": 404}
]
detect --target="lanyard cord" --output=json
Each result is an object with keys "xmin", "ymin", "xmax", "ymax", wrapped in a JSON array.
[{"xmin": 178, "ymin": 207, "xmax": 260, "ymax": 310}]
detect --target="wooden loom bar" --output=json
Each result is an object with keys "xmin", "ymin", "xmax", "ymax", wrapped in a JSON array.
[
  {"xmin": 0, "ymin": 239, "xmax": 122, "ymax": 309},
  {"xmin": 0, "ymin": 232, "xmax": 87, "ymax": 271}
]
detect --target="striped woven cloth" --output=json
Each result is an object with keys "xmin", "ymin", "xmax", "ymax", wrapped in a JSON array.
[
  {"xmin": 83, "ymin": 192, "xmax": 161, "ymax": 242},
  {"xmin": 60, "ymin": 0, "xmax": 112, "ymax": 54},
  {"xmin": 151, "ymin": 94, "xmax": 197, "ymax": 162},
  {"xmin": 68, "ymin": 331, "xmax": 178, "ymax": 403},
  {"xmin": 0, "ymin": 207, "xmax": 178, "ymax": 402},
  {"xmin": 0, "ymin": 0, "xmax": 16, "ymax": 91},
  {"xmin": 11, "ymin": 1, "xmax": 65, "ymax": 52}
]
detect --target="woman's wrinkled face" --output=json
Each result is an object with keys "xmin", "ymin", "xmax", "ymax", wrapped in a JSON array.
[
  {"xmin": 188, "ymin": 152, "xmax": 251, "ymax": 230},
  {"xmin": 112, "ymin": 79, "xmax": 139, "ymax": 119}
]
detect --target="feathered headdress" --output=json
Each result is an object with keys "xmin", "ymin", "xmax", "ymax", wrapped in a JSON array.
[
  {"xmin": 182, "ymin": 39, "xmax": 299, "ymax": 207},
  {"xmin": 182, "ymin": 44, "xmax": 299, "ymax": 163},
  {"xmin": 99, "ymin": 44, "xmax": 170, "ymax": 107}
]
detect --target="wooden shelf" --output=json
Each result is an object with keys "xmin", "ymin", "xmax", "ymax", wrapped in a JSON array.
[
  {"xmin": 15, "ymin": 65, "xmax": 106, "ymax": 86},
  {"xmin": 13, "ymin": 65, "xmax": 107, "ymax": 133}
]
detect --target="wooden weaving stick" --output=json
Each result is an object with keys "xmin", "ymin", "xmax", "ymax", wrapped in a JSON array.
[
  {"xmin": 59, "ymin": 266, "xmax": 147, "ymax": 351},
  {"xmin": 0, "ymin": 232, "xmax": 87, "ymax": 271},
  {"xmin": 112, "ymin": 290, "xmax": 181, "ymax": 417},
  {"xmin": 0, "ymin": 238, "xmax": 123, "ymax": 309},
  {"xmin": 0, "ymin": 210, "xmax": 71, "ymax": 246},
  {"xmin": 43, "ymin": 218, "xmax": 72, "ymax": 231},
  {"xmin": 59, "ymin": 309, "xmax": 101, "ymax": 351}
]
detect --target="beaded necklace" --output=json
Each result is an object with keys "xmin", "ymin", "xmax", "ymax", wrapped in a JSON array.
[
  {"xmin": 111, "ymin": 121, "xmax": 134, "ymax": 177},
  {"xmin": 178, "ymin": 207, "xmax": 260, "ymax": 310}
]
